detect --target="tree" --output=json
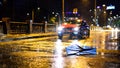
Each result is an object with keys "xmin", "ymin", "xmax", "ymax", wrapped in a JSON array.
[{"xmin": 114, "ymin": 19, "xmax": 120, "ymax": 27}]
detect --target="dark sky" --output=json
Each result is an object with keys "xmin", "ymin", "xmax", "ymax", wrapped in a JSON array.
[
  {"xmin": 0, "ymin": 0, "xmax": 120, "ymax": 21},
  {"xmin": 2, "ymin": 0, "xmax": 120, "ymax": 13}
]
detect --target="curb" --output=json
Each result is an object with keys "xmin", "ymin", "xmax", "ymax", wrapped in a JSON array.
[{"xmin": 0, "ymin": 32, "xmax": 57, "ymax": 42}]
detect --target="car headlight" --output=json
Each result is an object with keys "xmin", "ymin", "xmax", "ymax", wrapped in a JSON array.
[
  {"xmin": 73, "ymin": 27, "xmax": 79, "ymax": 31},
  {"xmin": 58, "ymin": 26, "xmax": 63, "ymax": 31}
]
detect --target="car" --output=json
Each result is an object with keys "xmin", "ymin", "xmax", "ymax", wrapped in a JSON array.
[
  {"xmin": 57, "ymin": 23, "xmax": 78, "ymax": 40},
  {"xmin": 57, "ymin": 21, "xmax": 90, "ymax": 40}
]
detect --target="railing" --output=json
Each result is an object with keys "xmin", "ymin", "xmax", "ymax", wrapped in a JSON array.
[
  {"xmin": 0, "ymin": 21, "xmax": 57, "ymax": 34},
  {"xmin": 0, "ymin": 21, "xmax": 3, "ymax": 33},
  {"xmin": 47, "ymin": 24, "xmax": 56, "ymax": 32},
  {"xmin": 32, "ymin": 23, "xmax": 45, "ymax": 33},
  {"xmin": 10, "ymin": 22, "xmax": 29, "ymax": 34}
]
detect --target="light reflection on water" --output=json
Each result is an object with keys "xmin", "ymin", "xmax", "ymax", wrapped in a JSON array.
[
  {"xmin": 111, "ymin": 28, "xmax": 119, "ymax": 39},
  {"xmin": 105, "ymin": 29, "xmax": 120, "ymax": 50},
  {"xmin": 52, "ymin": 39, "xmax": 64, "ymax": 68},
  {"xmin": 1, "ymin": 30, "xmax": 120, "ymax": 68},
  {"xmin": 52, "ymin": 30, "xmax": 120, "ymax": 68},
  {"xmin": 106, "ymin": 42, "xmax": 119, "ymax": 50},
  {"xmin": 93, "ymin": 29, "xmax": 120, "ymax": 56}
]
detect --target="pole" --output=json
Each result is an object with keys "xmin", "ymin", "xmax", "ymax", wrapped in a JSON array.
[
  {"xmin": 32, "ymin": 9, "xmax": 34, "ymax": 23},
  {"xmin": 94, "ymin": 0, "xmax": 97, "ymax": 25},
  {"xmin": 62, "ymin": 0, "xmax": 64, "ymax": 23}
]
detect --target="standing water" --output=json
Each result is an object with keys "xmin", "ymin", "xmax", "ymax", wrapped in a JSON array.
[{"xmin": 52, "ymin": 39, "xmax": 64, "ymax": 68}]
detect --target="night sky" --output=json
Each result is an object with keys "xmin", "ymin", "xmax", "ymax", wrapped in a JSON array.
[{"xmin": 0, "ymin": 0, "xmax": 120, "ymax": 21}]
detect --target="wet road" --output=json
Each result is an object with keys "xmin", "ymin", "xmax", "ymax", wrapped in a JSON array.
[{"xmin": 0, "ymin": 29, "xmax": 120, "ymax": 68}]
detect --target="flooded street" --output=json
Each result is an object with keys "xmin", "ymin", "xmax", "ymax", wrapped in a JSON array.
[{"xmin": 0, "ymin": 30, "xmax": 120, "ymax": 68}]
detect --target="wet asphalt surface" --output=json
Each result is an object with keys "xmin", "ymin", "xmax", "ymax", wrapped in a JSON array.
[{"xmin": 0, "ymin": 30, "xmax": 120, "ymax": 68}]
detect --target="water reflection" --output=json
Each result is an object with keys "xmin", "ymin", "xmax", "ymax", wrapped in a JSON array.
[
  {"xmin": 92, "ymin": 29, "xmax": 120, "ymax": 56},
  {"xmin": 69, "ymin": 56, "xmax": 77, "ymax": 68},
  {"xmin": 111, "ymin": 28, "xmax": 119, "ymax": 39},
  {"xmin": 105, "ymin": 62, "xmax": 120, "ymax": 68},
  {"xmin": 105, "ymin": 29, "xmax": 120, "ymax": 50},
  {"xmin": 97, "ymin": 30, "xmax": 120, "ymax": 50},
  {"xmin": 106, "ymin": 42, "xmax": 120, "ymax": 50},
  {"xmin": 52, "ymin": 39, "xmax": 64, "ymax": 68}
]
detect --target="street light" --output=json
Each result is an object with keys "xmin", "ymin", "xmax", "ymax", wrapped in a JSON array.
[{"xmin": 37, "ymin": 7, "xmax": 40, "ymax": 10}]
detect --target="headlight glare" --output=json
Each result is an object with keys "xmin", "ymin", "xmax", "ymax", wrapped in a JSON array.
[
  {"xmin": 58, "ymin": 26, "xmax": 63, "ymax": 31},
  {"xmin": 74, "ymin": 27, "xmax": 79, "ymax": 31}
]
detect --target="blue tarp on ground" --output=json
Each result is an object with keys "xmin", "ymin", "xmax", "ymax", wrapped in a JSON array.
[{"xmin": 66, "ymin": 44, "xmax": 96, "ymax": 56}]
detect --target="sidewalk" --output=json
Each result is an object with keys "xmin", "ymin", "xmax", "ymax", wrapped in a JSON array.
[{"xmin": 0, "ymin": 32, "xmax": 57, "ymax": 42}]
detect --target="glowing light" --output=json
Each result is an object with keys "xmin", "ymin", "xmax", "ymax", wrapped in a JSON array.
[
  {"xmin": 64, "ymin": 23, "xmax": 67, "ymax": 25},
  {"xmin": 111, "ymin": 28, "xmax": 119, "ymax": 39},
  {"xmin": 57, "ymin": 26, "xmax": 63, "ymax": 31},
  {"xmin": 107, "ymin": 5, "xmax": 115, "ymax": 10},
  {"xmin": 115, "ymin": 28, "xmax": 118, "ymax": 39},
  {"xmin": 52, "ymin": 39, "xmax": 64, "ymax": 68},
  {"xmin": 73, "ymin": 27, "xmax": 79, "ymax": 31},
  {"xmin": 104, "ymin": 11, "xmax": 106, "ymax": 14},
  {"xmin": 106, "ymin": 25, "xmax": 111, "ymax": 28},
  {"xmin": 102, "ymin": 4, "xmax": 106, "ymax": 7},
  {"xmin": 114, "ymin": 16, "xmax": 117, "ymax": 19},
  {"xmin": 71, "ymin": 40, "xmax": 80, "ymax": 46},
  {"xmin": 37, "ymin": 7, "xmax": 40, "ymax": 10},
  {"xmin": 52, "ymin": 12, "xmax": 55, "ymax": 14},
  {"xmin": 27, "ymin": 13, "xmax": 29, "ymax": 15},
  {"xmin": 77, "ymin": 19, "xmax": 82, "ymax": 22},
  {"xmin": 97, "ymin": 6, "xmax": 100, "ymax": 9}
]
